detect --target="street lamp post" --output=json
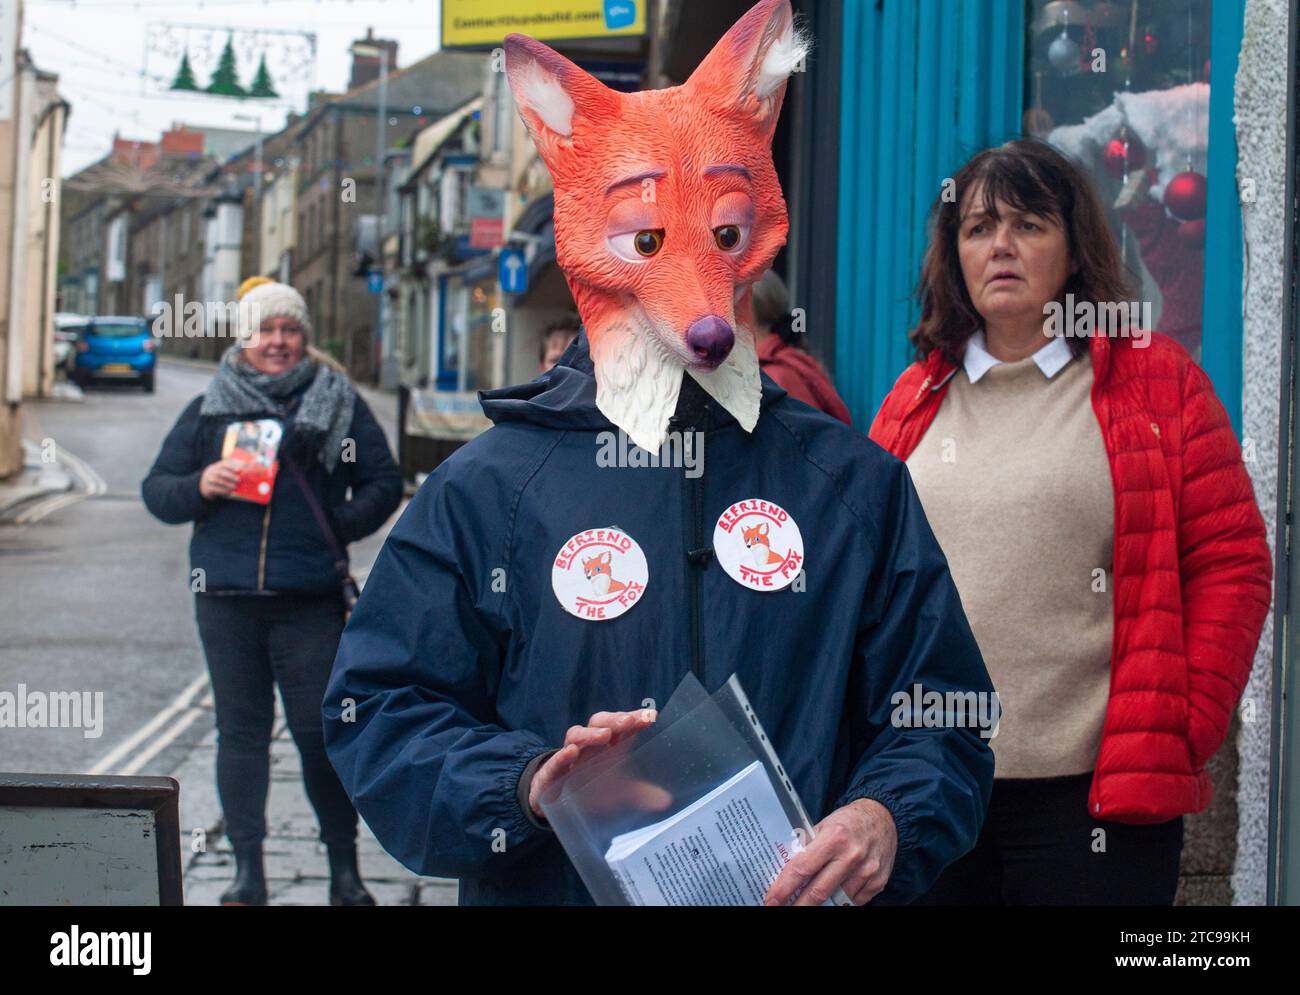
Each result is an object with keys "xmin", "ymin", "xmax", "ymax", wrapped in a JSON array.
[
  {"xmin": 352, "ymin": 43, "xmax": 393, "ymax": 387},
  {"xmin": 233, "ymin": 112, "xmax": 263, "ymax": 276}
]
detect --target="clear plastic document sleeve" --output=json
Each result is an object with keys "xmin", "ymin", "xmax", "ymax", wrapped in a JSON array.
[{"xmin": 538, "ymin": 672, "xmax": 851, "ymax": 906}]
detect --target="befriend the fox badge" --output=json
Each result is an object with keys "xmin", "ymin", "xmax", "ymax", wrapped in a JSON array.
[
  {"xmin": 552, "ymin": 527, "xmax": 649, "ymax": 621},
  {"xmin": 714, "ymin": 498, "xmax": 805, "ymax": 592}
]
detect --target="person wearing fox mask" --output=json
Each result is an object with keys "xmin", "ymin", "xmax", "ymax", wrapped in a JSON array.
[{"xmin": 323, "ymin": 0, "xmax": 994, "ymax": 906}]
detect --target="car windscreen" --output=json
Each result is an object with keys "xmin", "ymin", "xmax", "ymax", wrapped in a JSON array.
[{"xmin": 90, "ymin": 323, "xmax": 146, "ymax": 338}]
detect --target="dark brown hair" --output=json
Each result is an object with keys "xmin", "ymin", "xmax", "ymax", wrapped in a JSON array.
[
  {"xmin": 538, "ymin": 313, "xmax": 580, "ymax": 362},
  {"xmin": 911, "ymin": 138, "xmax": 1136, "ymax": 363}
]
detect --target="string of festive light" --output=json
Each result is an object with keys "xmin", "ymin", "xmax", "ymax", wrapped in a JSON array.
[{"xmin": 27, "ymin": 24, "xmax": 172, "ymax": 85}]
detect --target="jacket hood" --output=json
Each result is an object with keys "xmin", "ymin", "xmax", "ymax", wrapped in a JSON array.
[{"xmin": 478, "ymin": 326, "xmax": 788, "ymax": 433}]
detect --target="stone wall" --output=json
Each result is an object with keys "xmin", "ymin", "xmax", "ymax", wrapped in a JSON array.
[{"xmin": 1232, "ymin": 0, "xmax": 1289, "ymax": 906}]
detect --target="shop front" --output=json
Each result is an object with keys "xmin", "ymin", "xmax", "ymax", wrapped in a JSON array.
[
  {"xmin": 397, "ymin": 259, "xmax": 506, "ymax": 482},
  {"xmin": 827, "ymin": 0, "xmax": 1294, "ymax": 906}
]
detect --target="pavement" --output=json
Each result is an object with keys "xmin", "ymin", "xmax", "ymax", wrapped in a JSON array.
[
  {"xmin": 174, "ymin": 704, "xmax": 459, "ymax": 907},
  {"xmin": 155, "ymin": 358, "xmax": 453, "ymax": 904},
  {"xmin": 3, "ymin": 361, "xmax": 456, "ymax": 905},
  {"xmin": 0, "ymin": 437, "xmax": 75, "ymax": 521},
  {"xmin": 158, "ymin": 359, "xmax": 454, "ymax": 904}
]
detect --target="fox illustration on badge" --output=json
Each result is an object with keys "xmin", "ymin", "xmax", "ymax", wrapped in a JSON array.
[
  {"xmin": 742, "ymin": 522, "xmax": 784, "ymax": 567},
  {"xmin": 503, "ymin": 0, "xmax": 808, "ymax": 454},
  {"xmin": 582, "ymin": 551, "xmax": 628, "ymax": 598},
  {"xmin": 553, "ymin": 527, "xmax": 650, "ymax": 621},
  {"xmin": 715, "ymin": 498, "xmax": 805, "ymax": 592}
]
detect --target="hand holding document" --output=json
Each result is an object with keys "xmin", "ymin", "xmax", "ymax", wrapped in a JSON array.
[
  {"xmin": 539, "ymin": 673, "xmax": 851, "ymax": 906},
  {"xmin": 604, "ymin": 760, "xmax": 807, "ymax": 905},
  {"xmin": 527, "ymin": 709, "xmax": 662, "ymax": 820}
]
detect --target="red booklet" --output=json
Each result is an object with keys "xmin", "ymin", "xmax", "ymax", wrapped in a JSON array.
[{"xmin": 220, "ymin": 419, "xmax": 282, "ymax": 504}]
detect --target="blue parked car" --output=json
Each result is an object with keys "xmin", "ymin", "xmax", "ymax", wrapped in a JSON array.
[{"xmin": 74, "ymin": 316, "xmax": 156, "ymax": 392}]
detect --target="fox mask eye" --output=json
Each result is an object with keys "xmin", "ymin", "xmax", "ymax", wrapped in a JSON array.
[
  {"xmin": 635, "ymin": 230, "xmax": 664, "ymax": 257},
  {"xmin": 713, "ymin": 224, "xmax": 751, "ymax": 253},
  {"xmin": 609, "ymin": 223, "xmax": 752, "ymax": 264},
  {"xmin": 608, "ymin": 228, "xmax": 664, "ymax": 263}
]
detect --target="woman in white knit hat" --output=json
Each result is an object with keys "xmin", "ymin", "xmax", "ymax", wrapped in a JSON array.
[{"xmin": 142, "ymin": 281, "xmax": 403, "ymax": 905}]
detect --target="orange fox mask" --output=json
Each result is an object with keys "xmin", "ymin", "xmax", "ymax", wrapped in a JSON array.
[{"xmin": 504, "ymin": 0, "xmax": 807, "ymax": 452}]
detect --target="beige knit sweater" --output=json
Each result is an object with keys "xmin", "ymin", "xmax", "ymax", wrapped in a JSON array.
[{"xmin": 905, "ymin": 351, "xmax": 1114, "ymax": 778}]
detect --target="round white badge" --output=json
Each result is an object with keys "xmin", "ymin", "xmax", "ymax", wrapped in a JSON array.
[
  {"xmin": 713, "ymin": 498, "xmax": 805, "ymax": 592},
  {"xmin": 552, "ymin": 526, "xmax": 649, "ymax": 621}
]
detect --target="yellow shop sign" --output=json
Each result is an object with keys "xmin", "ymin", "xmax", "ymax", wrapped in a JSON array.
[{"xmin": 442, "ymin": 0, "xmax": 646, "ymax": 47}]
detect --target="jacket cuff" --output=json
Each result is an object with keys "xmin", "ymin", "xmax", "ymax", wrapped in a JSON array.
[
  {"xmin": 836, "ymin": 782, "xmax": 918, "ymax": 867},
  {"xmin": 185, "ymin": 469, "xmax": 216, "ymax": 521},
  {"xmin": 516, "ymin": 748, "xmax": 560, "ymax": 831}
]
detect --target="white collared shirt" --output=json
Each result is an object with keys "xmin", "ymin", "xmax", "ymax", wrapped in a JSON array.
[{"xmin": 963, "ymin": 329, "xmax": 1072, "ymax": 384}]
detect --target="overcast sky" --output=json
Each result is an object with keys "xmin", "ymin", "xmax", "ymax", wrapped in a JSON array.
[{"xmin": 22, "ymin": 0, "xmax": 447, "ymax": 175}]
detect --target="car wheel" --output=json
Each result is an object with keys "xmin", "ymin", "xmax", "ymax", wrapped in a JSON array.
[
  {"xmin": 73, "ymin": 369, "xmax": 89, "ymax": 389},
  {"xmin": 142, "ymin": 371, "xmax": 155, "ymax": 393}
]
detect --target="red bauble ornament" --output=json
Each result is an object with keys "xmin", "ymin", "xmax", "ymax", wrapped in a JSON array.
[
  {"xmin": 1177, "ymin": 218, "xmax": 1206, "ymax": 247},
  {"xmin": 1164, "ymin": 170, "xmax": 1208, "ymax": 221},
  {"xmin": 1102, "ymin": 134, "xmax": 1147, "ymax": 179}
]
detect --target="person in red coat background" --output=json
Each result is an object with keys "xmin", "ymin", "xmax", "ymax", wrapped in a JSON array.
[
  {"xmin": 869, "ymin": 138, "xmax": 1271, "ymax": 905},
  {"xmin": 751, "ymin": 269, "xmax": 852, "ymax": 425}
]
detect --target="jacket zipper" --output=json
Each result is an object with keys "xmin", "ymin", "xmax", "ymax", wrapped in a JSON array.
[
  {"xmin": 673, "ymin": 391, "xmax": 711, "ymax": 684},
  {"xmin": 687, "ymin": 465, "xmax": 705, "ymax": 682},
  {"xmin": 256, "ymin": 502, "xmax": 272, "ymax": 591}
]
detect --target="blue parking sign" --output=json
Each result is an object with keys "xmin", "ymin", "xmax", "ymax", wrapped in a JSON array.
[
  {"xmin": 499, "ymin": 248, "xmax": 528, "ymax": 295},
  {"xmin": 367, "ymin": 271, "xmax": 384, "ymax": 294}
]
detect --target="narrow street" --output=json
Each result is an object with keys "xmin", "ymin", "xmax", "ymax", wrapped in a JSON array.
[
  {"xmin": 0, "ymin": 0, "xmax": 1292, "ymax": 927},
  {"xmin": 0, "ymin": 357, "xmax": 402, "ymax": 782}
]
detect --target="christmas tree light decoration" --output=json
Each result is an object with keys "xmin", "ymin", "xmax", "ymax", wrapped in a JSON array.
[
  {"xmin": 146, "ymin": 23, "xmax": 316, "ymax": 106},
  {"xmin": 248, "ymin": 53, "xmax": 278, "ymax": 98},
  {"xmin": 206, "ymin": 35, "xmax": 247, "ymax": 97},
  {"xmin": 170, "ymin": 51, "xmax": 199, "ymax": 92}
]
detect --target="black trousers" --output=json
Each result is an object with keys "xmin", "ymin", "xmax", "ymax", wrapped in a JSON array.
[
  {"xmin": 194, "ymin": 592, "xmax": 357, "ymax": 850},
  {"xmin": 915, "ymin": 772, "xmax": 1184, "ymax": 906}
]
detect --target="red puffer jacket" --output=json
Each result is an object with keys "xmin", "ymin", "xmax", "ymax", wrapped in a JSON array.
[{"xmin": 869, "ymin": 332, "xmax": 1272, "ymax": 822}]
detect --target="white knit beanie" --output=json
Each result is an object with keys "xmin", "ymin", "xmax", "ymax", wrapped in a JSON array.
[{"xmin": 238, "ymin": 281, "xmax": 312, "ymax": 341}]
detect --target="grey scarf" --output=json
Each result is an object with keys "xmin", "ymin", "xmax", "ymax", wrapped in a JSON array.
[{"xmin": 201, "ymin": 345, "xmax": 356, "ymax": 472}]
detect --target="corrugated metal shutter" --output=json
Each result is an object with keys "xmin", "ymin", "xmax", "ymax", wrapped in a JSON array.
[{"xmin": 835, "ymin": 0, "xmax": 1025, "ymax": 425}]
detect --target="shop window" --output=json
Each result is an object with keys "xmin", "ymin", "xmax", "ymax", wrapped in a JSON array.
[
  {"xmin": 439, "ymin": 280, "xmax": 467, "ymax": 389},
  {"xmin": 439, "ymin": 277, "xmax": 503, "ymax": 391},
  {"xmin": 1024, "ymin": 0, "xmax": 1211, "ymax": 359},
  {"xmin": 491, "ymin": 71, "xmax": 513, "ymax": 164}
]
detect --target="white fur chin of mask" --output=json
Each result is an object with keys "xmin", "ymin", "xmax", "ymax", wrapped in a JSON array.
[
  {"xmin": 686, "ymin": 323, "xmax": 761, "ymax": 435},
  {"xmin": 589, "ymin": 311, "xmax": 761, "ymax": 453}
]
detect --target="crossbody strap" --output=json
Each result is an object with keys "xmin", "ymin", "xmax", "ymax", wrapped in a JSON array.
[{"xmin": 280, "ymin": 451, "xmax": 348, "ymax": 577}]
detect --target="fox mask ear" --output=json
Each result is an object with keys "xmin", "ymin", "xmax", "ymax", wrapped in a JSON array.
[
  {"xmin": 687, "ymin": 0, "xmax": 808, "ymax": 135},
  {"xmin": 503, "ymin": 34, "xmax": 619, "ymax": 169}
]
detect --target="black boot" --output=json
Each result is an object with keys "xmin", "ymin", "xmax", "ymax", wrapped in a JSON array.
[
  {"xmin": 220, "ymin": 842, "xmax": 267, "ymax": 906},
  {"xmin": 328, "ymin": 844, "xmax": 377, "ymax": 906}
]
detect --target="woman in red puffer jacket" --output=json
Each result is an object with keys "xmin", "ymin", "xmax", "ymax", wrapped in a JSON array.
[{"xmin": 869, "ymin": 139, "xmax": 1271, "ymax": 906}]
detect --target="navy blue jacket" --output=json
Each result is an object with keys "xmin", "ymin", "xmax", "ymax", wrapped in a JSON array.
[
  {"xmin": 323, "ymin": 334, "xmax": 994, "ymax": 905},
  {"xmin": 141, "ymin": 385, "xmax": 402, "ymax": 595}
]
